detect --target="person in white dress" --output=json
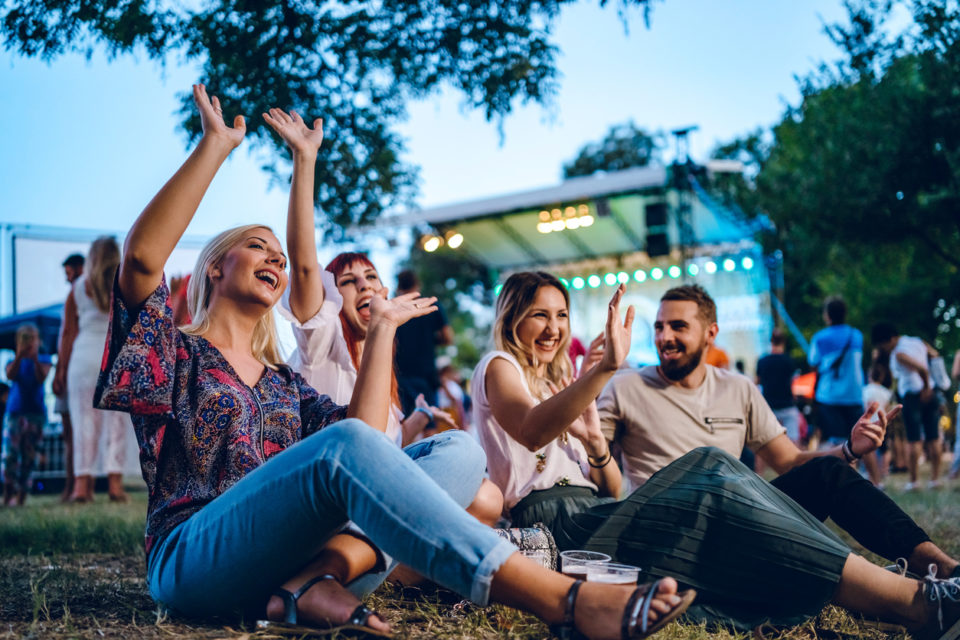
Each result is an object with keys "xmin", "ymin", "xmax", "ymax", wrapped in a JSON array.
[{"xmin": 55, "ymin": 236, "xmax": 132, "ymax": 502}]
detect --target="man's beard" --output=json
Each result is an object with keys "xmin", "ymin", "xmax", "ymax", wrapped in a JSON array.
[{"xmin": 658, "ymin": 343, "xmax": 706, "ymax": 381}]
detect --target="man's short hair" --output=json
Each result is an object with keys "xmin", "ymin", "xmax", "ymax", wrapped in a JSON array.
[
  {"xmin": 824, "ymin": 296, "xmax": 847, "ymax": 324},
  {"xmin": 62, "ymin": 254, "xmax": 85, "ymax": 269},
  {"xmin": 660, "ymin": 285, "xmax": 717, "ymax": 325},
  {"xmin": 871, "ymin": 322, "xmax": 898, "ymax": 346},
  {"xmin": 770, "ymin": 329, "xmax": 786, "ymax": 347},
  {"xmin": 397, "ymin": 269, "xmax": 419, "ymax": 291}
]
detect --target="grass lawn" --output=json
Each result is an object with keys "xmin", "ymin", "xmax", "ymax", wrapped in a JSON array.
[{"xmin": 1, "ymin": 469, "xmax": 956, "ymax": 640}]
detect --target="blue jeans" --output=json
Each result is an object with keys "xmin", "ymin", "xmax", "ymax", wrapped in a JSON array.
[{"xmin": 146, "ymin": 420, "xmax": 516, "ymax": 618}]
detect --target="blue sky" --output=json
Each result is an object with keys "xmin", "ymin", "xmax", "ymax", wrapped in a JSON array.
[{"xmin": 1, "ymin": 0, "xmax": 852, "ymax": 241}]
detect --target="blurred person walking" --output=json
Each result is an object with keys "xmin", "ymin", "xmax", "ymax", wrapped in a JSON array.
[
  {"xmin": 52, "ymin": 252, "xmax": 84, "ymax": 501},
  {"xmin": 55, "ymin": 237, "xmax": 132, "ymax": 503},
  {"xmin": 2, "ymin": 324, "xmax": 51, "ymax": 506},
  {"xmin": 393, "ymin": 270, "xmax": 453, "ymax": 415},
  {"xmin": 809, "ymin": 297, "xmax": 865, "ymax": 448},
  {"xmin": 872, "ymin": 322, "xmax": 944, "ymax": 490},
  {"xmin": 756, "ymin": 329, "xmax": 802, "ymax": 445}
]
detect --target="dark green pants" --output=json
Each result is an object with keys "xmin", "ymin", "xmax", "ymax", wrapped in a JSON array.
[{"xmin": 512, "ymin": 447, "xmax": 850, "ymax": 630}]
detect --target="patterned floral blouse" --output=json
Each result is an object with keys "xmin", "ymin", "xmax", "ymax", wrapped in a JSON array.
[{"xmin": 95, "ymin": 278, "xmax": 347, "ymax": 555}]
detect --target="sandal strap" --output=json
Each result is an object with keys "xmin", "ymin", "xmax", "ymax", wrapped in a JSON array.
[
  {"xmin": 272, "ymin": 573, "xmax": 337, "ymax": 625},
  {"xmin": 622, "ymin": 579, "xmax": 662, "ymax": 639},
  {"xmin": 347, "ymin": 603, "xmax": 377, "ymax": 627}
]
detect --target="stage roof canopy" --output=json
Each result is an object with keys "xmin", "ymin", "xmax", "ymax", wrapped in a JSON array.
[{"xmin": 377, "ymin": 165, "xmax": 759, "ymax": 271}]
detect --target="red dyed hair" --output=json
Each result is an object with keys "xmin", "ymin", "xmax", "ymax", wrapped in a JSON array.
[{"xmin": 325, "ymin": 252, "xmax": 401, "ymax": 411}]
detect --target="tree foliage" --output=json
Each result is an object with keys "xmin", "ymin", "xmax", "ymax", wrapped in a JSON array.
[
  {"xmin": 710, "ymin": 0, "xmax": 960, "ymax": 352},
  {"xmin": 2, "ymin": 0, "xmax": 657, "ymax": 236},
  {"xmin": 562, "ymin": 120, "xmax": 663, "ymax": 178}
]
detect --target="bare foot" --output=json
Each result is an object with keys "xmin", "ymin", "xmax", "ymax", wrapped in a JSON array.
[
  {"xmin": 574, "ymin": 578, "xmax": 687, "ymax": 639},
  {"xmin": 265, "ymin": 575, "xmax": 391, "ymax": 635}
]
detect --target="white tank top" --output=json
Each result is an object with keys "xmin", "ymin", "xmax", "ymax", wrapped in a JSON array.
[{"xmin": 471, "ymin": 350, "xmax": 595, "ymax": 513}]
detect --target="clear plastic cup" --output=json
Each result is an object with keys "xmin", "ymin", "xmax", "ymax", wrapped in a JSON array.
[
  {"xmin": 586, "ymin": 562, "xmax": 640, "ymax": 584},
  {"xmin": 559, "ymin": 550, "xmax": 611, "ymax": 580},
  {"xmin": 520, "ymin": 549, "xmax": 552, "ymax": 569}
]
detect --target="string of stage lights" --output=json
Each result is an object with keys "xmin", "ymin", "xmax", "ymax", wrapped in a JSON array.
[{"xmin": 493, "ymin": 254, "xmax": 756, "ymax": 295}]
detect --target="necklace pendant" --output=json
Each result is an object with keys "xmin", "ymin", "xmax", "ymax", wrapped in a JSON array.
[
  {"xmin": 560, "ymin": 431, "xmax": 568, "ymax": 445},
  {"xmin": 535, "ymin": 452, "xmax": 547, "ymax": 473}
]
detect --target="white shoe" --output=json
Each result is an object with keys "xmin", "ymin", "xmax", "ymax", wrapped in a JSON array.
[
  {"xmin": 905, "ymin": 481, "xmax": 918, "ymax": 492},
  {"xmin": 929, "ymin": 480, "xmax": 943, "ymax": 490}
]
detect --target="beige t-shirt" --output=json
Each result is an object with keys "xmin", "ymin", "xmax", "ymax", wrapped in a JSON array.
[
  {"xmin": 472, "ymin": 351, "xmax": 596, "ymax": 513},
  {"xmin": 598, "ymin": 365, "xmax": 785, "ymax": 490}
]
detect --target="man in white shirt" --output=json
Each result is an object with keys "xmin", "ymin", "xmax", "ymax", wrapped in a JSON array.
[
  {"xmin": 599, "ymin": 285, "xmax": 958, "ymax": 579},
  {"xmin": 871, "ymin": 322, "xmax": 943, "ymax": 490}
]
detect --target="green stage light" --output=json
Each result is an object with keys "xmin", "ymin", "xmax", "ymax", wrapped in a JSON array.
[
  {"xmin": 617, "ymin": 271, "xmax": 629, "ymax": 284},
  {"xmin": 604, "ymin": 272, "xmax": 618, "ymax": 286},
  {"xmin": 687, "ymin": 263, "xmax": 700, "ymax": 276},
  {"xmin": 560, "ymin": 277, "xmax": 570, "ymax": 289},
  {"xmin": 588, "ymin": 275, "xmax": 601, "ymax": 288},
  {"xmin": 651, "ymin": 268, "xmax": 664, "ymax": 280},
  {"xmin": 633, "ymin": 269, "xmax": 646, "ymax": 282},
  {"xmin": 723, "ymin": 258, "xmax": 736, "ymax": 272},
  {"xmin": 494, "ymin": 284, "xmax": 503, "ymax": 296},
  {"xmin": 668, "ymin": 265, "xmax": 681, "ymax": 279},
  {"xmin": 704, "ymin": 261, "xmax": 717, "ymax": 274},
  {"xmin": 741, "ymin": 256, "xmax": 754, "ymax": 270},
  {"xmin": 571, "ymin": 276, "xmax": 585, "ymax": 290}
]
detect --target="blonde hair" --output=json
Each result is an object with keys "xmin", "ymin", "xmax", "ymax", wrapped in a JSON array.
[
  {"xmin": 86, "ymin": 236, "xmax": 121, "ymax": 313},
  {"xmin": 493, "ymin": 272, "xmax": 573, "ymax": 399},
  {"xmin": 182, "ymin": 224, "xmax": 284, "ymax": 368}
]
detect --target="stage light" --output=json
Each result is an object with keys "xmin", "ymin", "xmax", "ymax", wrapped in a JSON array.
[
  {"xmin": 604, "ymin": 272, "xmax": 618, "ymax": 286},
  {"xmin": 423, "ymin": 235, "xmax": 441, "ymax": 252},
  {"xmin": 687, "ymin": 263, "xmax": 700, "ymax": 276},
  {"xmin": 617, "ymin": 271, "xmax": 629, "ymax": 284},
  {"xmin": 551, "ymin": 208, "xmax": 562, "ymax": 219},
  {"xmin": 539, "ymin": 210, "xmax": 550, "ymax": 221},
  {"xmin": 578, "ymin": 204, "xmax": 589, "ymax": 215},
  {"xmin": 741, "ymin": 256, "xmax": 754, "ymax": 270},
  {"xmin": 445, "ymin": 231, "xmax": 463, "ymax": 249},
  {"xmin": 588, "ymin": 275, "xmax": 601, "ymax": 288},
  {"xmin": 633, "ymin": 269, "xmax": 647, "ymax": 282},
  {"xmin": 551, "ymin": 219, "xmax": 565, "ymax": 231},
  {"xmin": 704, "ymin": 261, "xmax": 717, "ymax": 274},
  {"xmin": 579, "ymin": 215, "xmax": 595, "ymax": 227},
  {"xmin": 651, "ymin": 268, "xmax": 663, "ymax": 280},
  {"xmin": 668, "ymin": 265, "xmax": 681, "ymax": 279},
  {"xmin": 537, "ymin": 222, "xmax": 552, "ymax": 234},
  {"xmin": 560, "ymin": 277, "xmax": 570, "ymax": 289},
  {"xmin": 723, "ymin": 258, "xmax": 736, "ymax": 272},
  {"xmin": 564, "ymin": 206, "xmax": 576, "ymax": 217},
  {"xmin": 565, "ymin": 217, "xmax": 581, "ymax": 230},
  {"xmin": 494, "ymin": 284, "xmax": 503, "ymax": 296},
  {"xmin": 572, "ymin": 277, "xmax": 585, "ymax": 290}
]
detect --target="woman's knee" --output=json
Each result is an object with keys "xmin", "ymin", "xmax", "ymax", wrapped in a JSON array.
[{"xmin": 467, "ymin": 479, "xmax": 504, "ymax": 527}]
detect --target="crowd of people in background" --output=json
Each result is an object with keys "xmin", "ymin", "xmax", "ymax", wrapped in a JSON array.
[{"xmin": 3, "ymin": 84, "xmax": 960, "ymax": 640}]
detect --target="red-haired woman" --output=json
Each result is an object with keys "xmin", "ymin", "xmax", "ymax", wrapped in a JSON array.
[{"xmin": 268, "ymin": 108, "xmax": 502, "ymax": 529}]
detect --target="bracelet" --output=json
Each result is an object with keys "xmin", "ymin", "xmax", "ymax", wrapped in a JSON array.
[
  {"xmin": 841, "ymin": 439, "xmax": 860, "ymax": 463},
  {"xmin": 588, "ymin": 450, "xmax": 612, "ymax": 468},
  {"xmin": 413, "ymin": 407, "xmax": 434, "ymax": 426}
]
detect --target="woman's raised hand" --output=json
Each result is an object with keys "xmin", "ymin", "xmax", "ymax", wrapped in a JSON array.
[
  {"xmin": 262, "ymin": 108, "xmax": 324, "ymax": 157},
  {"xmin": 193, "ymin": 84, "xmax": 245, "ymax": 149},
  {"xmin": 369, "ymin": 291, "xmax": 438, "ymax": 330},
  {"xmin": 598, "ymin": 283, "xmax": 635, "ymax": 372}
]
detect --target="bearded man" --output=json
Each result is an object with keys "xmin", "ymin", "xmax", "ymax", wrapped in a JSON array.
[{"xmin": 597, "ymin": 284, "xmax": 959, "ymax": 579}]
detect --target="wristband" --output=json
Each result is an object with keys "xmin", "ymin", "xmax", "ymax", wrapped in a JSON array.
[
  {"xmin": 588, "ymin": 450, "xmax": 612, "ymax": 468},
  {"xmin": 841, "ymin": 439, "xmax": 860, "ymax": 463},
  {"xmin": 413, "ymin": 407, "xmax": 434, "ymax": 427}
]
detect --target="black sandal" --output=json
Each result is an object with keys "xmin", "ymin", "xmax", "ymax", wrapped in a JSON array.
[
  {"xmin": 551, "ymin": 578, "xmax": 696, "ymax": 639},
  {"xmin": 256, "ymin": 573, "xmax": 391, "ymax": 637}
]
